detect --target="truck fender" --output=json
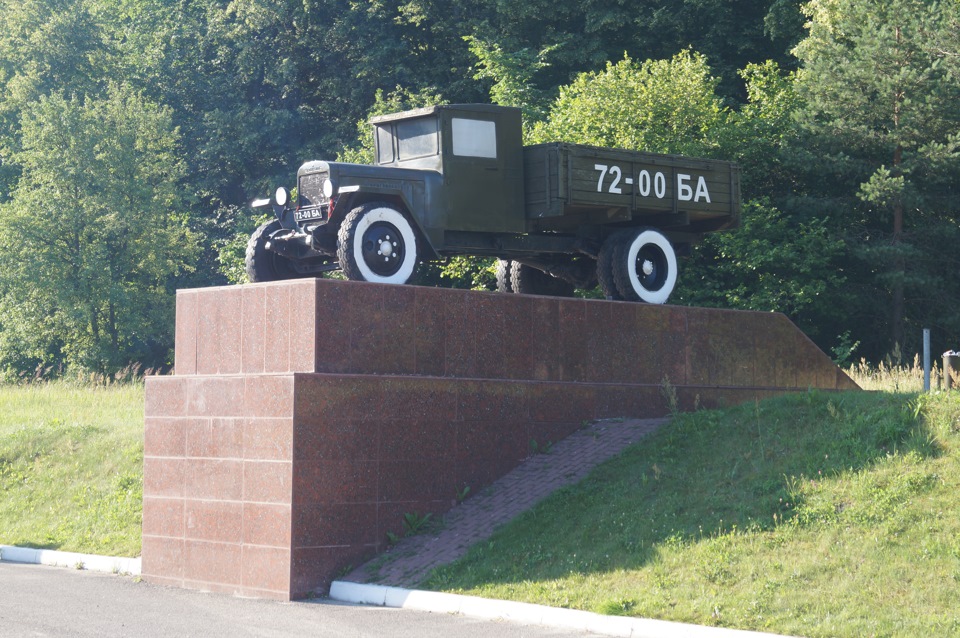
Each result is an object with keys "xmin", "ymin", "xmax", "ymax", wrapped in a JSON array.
[{"xmin": 333, "ymin": 188, "xmax": 439, "ymax": 260}]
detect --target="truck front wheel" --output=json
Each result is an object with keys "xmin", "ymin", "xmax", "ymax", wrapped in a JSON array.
[
  {"xmin": 245, "ymin": 219, "xmax": 298, "ymax": 283},
  {"xmin": 612, "ymin": 228, "xmax": 677, "ymax": 304},
  {"xmin": 337, "ymin": 202, "xmax": 420, "ymax": 284}
]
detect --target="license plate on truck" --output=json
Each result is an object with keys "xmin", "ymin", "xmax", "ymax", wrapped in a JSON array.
[{"xmin": 294, "ymin": 207, "xmax": 324, "ymax": 222}]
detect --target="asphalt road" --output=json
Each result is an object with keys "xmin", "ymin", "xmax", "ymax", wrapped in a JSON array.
[{"xmin": 0, "ymin": 562, "xmax": 592, "ymax": 638}]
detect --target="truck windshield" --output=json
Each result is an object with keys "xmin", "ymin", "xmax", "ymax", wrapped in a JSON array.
[{"xmin": 396, "ymin": 116, "xmax": 439, "ymax": 161}]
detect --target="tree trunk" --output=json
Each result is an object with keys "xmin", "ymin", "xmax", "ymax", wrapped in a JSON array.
[{"xmin": 891, "ymin": 143, "xmax": 904, "ymax": 350}]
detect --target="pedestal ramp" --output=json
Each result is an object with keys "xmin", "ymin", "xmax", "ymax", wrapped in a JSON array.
[{"xmin": 142, "ymin": 279, "xmax": 858, "ymax": 600}]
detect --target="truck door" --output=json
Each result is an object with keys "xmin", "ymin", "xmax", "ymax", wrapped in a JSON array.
[{"xmin": 442, "ymin": 114, "xmax": 525, "ymax": 234}]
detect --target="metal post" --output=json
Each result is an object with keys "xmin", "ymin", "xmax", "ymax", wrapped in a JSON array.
[
  {"xmin": 923, "ymin": 329, "xmax": 931, "ymax": 392},
  {"xmin": 945, "ymin": 354, "xmax": 953, "ymax": 391}
]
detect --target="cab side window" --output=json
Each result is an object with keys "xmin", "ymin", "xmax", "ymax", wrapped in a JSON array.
[
  {"xmin": 375, "ymin": 125, "xmax": 395, "ymax": 164},
  {"xmin": 451, "ymin": 118, "xmax": 497, "ymax": 159}
]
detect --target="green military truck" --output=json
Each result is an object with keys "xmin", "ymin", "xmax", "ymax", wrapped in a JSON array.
[{"xmin": 246, "ymin": 104, "xmax": 740, "ymax": 303}]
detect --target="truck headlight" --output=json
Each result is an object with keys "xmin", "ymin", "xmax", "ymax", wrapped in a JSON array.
[
  {"xmin": 322, "ymin": 179, "xmax": 336, "ymax": 198},
  {"xmin": 274, "ymin": 187, "xmax": 290, "ymax": 208}
]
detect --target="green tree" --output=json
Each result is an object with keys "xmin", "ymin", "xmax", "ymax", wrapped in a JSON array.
[
  {"xmin": 0, "ymin": 84, "xmax": 197, "ymax": 376},
  {"xmin": 0, "ymin": 0, "xmax": 108, "ymax": 200},
  {"xmin": 527, "ymin": 51, "xmax": 730, "ymax": 156},
  {"xmin": 675, "ymin": 199, "xmax": 847, "ymax": 343},
  {"xmin": 793, "ymin": 0, "xmax": 960, "ymax": 352},
  {"xmin": 468, "ymin": 0, "xmax": 805, "ymax": 103},
  {"xmin": 464, "ymin": 35, "xmax": 556, "ymax": 123}
]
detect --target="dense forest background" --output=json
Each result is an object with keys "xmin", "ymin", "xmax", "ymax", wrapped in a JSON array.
[{"xmin": 0, "ymin": 0, "xmax": 958, "ymax": 378}]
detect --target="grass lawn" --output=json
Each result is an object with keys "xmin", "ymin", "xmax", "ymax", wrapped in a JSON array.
[
  {"xmin": 423, "ymin": 388, "xmax": 960, "ymax": 637},
  {"xmin": 0, "ymin": 382, "xmax": 143, "ymax": 557}
]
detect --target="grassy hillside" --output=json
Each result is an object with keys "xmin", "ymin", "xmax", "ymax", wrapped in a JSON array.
[
  {"xmin": 424, "ymin": 388, "xmax": 960, "ymax": 637},
  {"xmin": 0, "ymin": 382, "xmax": 143, "ymax": 557}
]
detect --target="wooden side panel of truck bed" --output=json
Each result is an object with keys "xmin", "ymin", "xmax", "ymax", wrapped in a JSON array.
[{"xmin": 523, "ymin": 143, "xmax": 740, "ymax": 234}]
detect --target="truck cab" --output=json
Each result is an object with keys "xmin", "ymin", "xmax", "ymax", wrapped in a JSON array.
[{"xmin": 370, "ymin": 104, "xmax": 526, "ymax": 239}]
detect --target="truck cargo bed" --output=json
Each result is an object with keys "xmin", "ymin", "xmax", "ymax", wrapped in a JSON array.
[{"xmin": 523, "ymin": 143, "xmax": 740, "ymax": 234}]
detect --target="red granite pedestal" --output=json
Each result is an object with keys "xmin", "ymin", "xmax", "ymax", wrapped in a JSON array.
[{"xmin": 142, "ymin": 279, "xmax": 858, "ymax": 600}]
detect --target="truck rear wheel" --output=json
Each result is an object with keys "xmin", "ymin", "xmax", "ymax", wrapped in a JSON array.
[
  {"xmin": 245, "ymin": 219, "xmax": 298, "ymax": 283},
  {"xmin": 612, "ymin": 228, "xmax": 677, "ymax": 304},
  {"xmin": 509, "ymin": 262, "xmax": 575, "ymax": 297},
  {"xmin": 337, "ymin": 202, "xmax": 420, "ymax": 284},
  {"xmin": 597, "ymin": 232, "xmax": 628, "ymax": 300}
]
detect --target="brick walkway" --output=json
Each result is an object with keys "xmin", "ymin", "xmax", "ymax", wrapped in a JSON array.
[{"xmin": 341, "ymin": 417, "xmax": 668, "ymax": 589}]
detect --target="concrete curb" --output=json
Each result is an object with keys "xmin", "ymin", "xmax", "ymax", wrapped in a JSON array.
[
  {"xmin": 329, "ymin": 580, "xmax": 793, "ymax": 638},
  {"xmin": 0, "ymin": 546, "xmax": 791, "ymax": 637},
  {"xmin": 0, "ymin": 545, "xmax": 141, "ymax": 576}
]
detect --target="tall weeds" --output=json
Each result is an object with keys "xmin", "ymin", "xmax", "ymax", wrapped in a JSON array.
[{"xmin": 846, "ymin": 355, "xmax": 947, "ymax": 392}]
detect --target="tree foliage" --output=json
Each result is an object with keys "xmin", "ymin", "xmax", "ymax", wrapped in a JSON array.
[
  {"xmin": 792, "ymin": 0, "xmax": 960, "ymax": 353},
  {"xmin": 527, "ymin": 51, "xmax": 730, "ymax": 156},
  {"xmin": 0, "ymin": 85, "xmax": 197, "ymax": 376}
]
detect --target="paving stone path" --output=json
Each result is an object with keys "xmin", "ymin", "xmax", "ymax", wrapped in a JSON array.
[{"xmin": 342, "ymin": 417, "xmax": 669, "ymax": 589}]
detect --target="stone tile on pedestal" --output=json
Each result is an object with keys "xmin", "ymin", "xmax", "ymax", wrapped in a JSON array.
[
  {"xmin": 144, "ymin": 417, "xmax": 187, "ymax": 458},
  {"xmin": 183, "ymin": 540, "xmax": 242, "ymax": 590},
  {"xmin": 142, "ymin": 497, "xmax": 184, "ymax": 538},
  {"xmin": 291, "ymin": 546, "xmax": 359, "ymax": 599},
  {"xmin": 242, "ymin": 545, "xmax": 291, "ymax": 598},
  {"xmin": 264, "ymin": 284, "xmax": 292, "ymax": 373},
  {"xmin": 557, "ymin": 299, "xmax": 588, "ymax": 382},
  {"xmin": 378, "ymin": 458, "xmax": 454, "ymax": 505},
  {"xmin": 413, "ymin": 287, "xmax": 447, "ymax": 377},
  {"xmin": 242, "ymin": 502, "xmax": 292, "ymax": 547},
  {"xmin": 143, "ymin": 457, "xmax": 184, "ymax": 499},
  {"xmin": 294, "ymin": 419, "xmax": 378, "ymax": 463},
  {"xmin": 243, "ymin": 417, "xmax": 293, "ymax": 462},
  {"xmin": 379, "ymin": 418, "xmax": 454, "ymax": 462},
  {"xmin": 444, "ymin": 290, "xmax": 478, "ymax": 377},
  {"xmin": 456, "ymin": 380, "xmax": 528, "ymax": 422},
  {"xmin": 528, "ymin": 296, "xmax": 561, "ymax": 381},
  {"xmin": 379, "ymin": 285, "xmax": 418, "ymax": 375},
  {"xmin": 183, "ymin": 458, "xmax": 244, "ymax": 501},
  {"xmin": 185, "ymin": 418, "xmax": 244, "ymax": 459},
  {"xmin": 293, "ymin": 503, "xmax": 378, "ymax": 548},
  {"xmin": 141, "ymin": 536, "xmax": 184, "ymax": 584},
  {"xmin": 454, "ymin": 419, "xmax": 529, "ymax": 490},
  {"xmin": 242, "ymin": 458, "xmax": 292, "ymax": 504},
  {"xmin": 474, "ymin": 293, "xmax": 508, "ymax": 380},
  {"xmin": 183, "ymin": 500, "xmax": 243, "ymax": 543},
  {"xmin": 240, "ymin": 285, "xmax": 267, "ymax": 374},
  {"xmin": 174, "ymin": 290, "xmax": 198, "ymax": 375},
  {"xmin": 294, "ymin": 459, "xmax": 378, "ymax": 506}
]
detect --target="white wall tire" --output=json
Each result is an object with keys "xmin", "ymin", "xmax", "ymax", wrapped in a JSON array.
[
  {"xmin": 337, "ymin": 202, "xmax": 420, "ymax": 284},
  {"xmin": 612, "ymin": 228, "xmax": 677, "ymax": 304}
]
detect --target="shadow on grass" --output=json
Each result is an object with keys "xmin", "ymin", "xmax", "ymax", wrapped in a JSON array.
[
  {"xmin": 6, "ymin": 540, "xmax": 63, "ymax": 550},
  {"xmin": 423, "ymin": 389, "xmax": 937, "ymax": 589}
]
